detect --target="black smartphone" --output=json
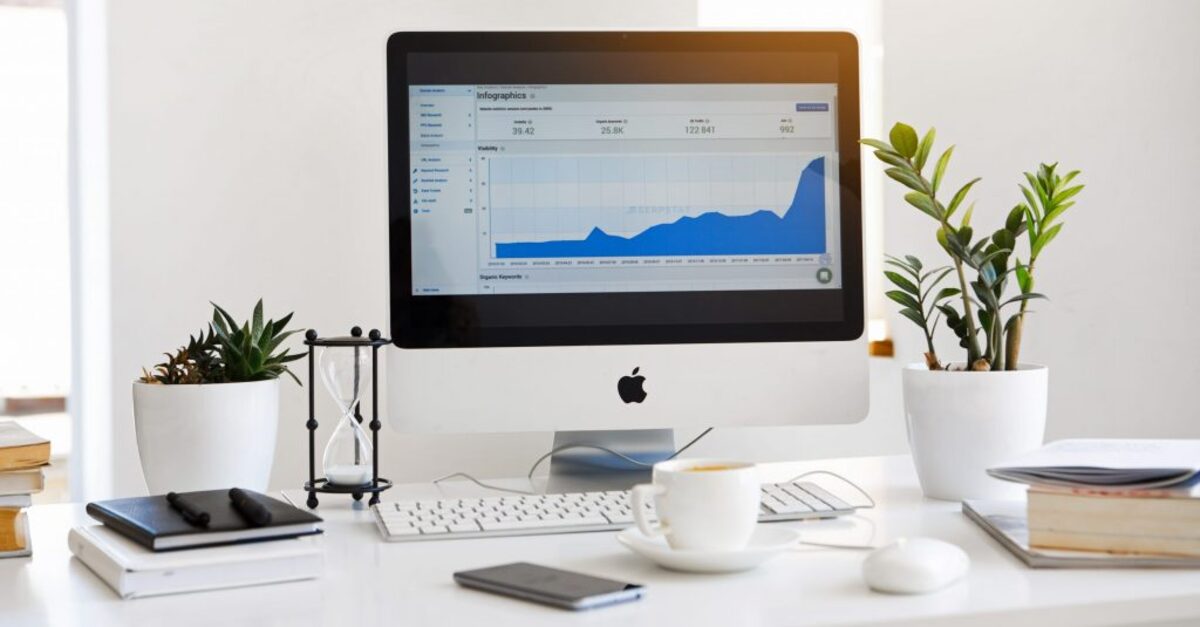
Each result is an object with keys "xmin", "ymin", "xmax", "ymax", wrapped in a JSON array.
[{"xmin": 453, "ymin": 562, "xmax": 645, "ymax": 611}]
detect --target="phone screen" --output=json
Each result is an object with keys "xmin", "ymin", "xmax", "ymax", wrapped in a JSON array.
[{"xmin": 454, "ymin": 562, "xmax": 644, "ymax": 610}]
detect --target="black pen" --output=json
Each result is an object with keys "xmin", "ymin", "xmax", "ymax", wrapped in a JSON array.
[
  {"xmin": 229, "ymin": 487, "xmax": 273, "ymax": 527},
  {"xmin": 166, "ymin": 491, "xmax": 210, "ymax": 528}
]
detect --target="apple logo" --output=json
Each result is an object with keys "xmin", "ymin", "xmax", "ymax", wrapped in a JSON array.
[{"xmin": 617, "ymin": 367, "xmax": 647, "ymax": 404}]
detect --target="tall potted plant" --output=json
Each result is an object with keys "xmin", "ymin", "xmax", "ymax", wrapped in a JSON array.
[
  {"xmin": 133, "ymin": 300, "xmax": 303, "ymax": 493},
  {"xmin": 864, "ymin": 123, "xmax": 1084, "ymax": 500}
]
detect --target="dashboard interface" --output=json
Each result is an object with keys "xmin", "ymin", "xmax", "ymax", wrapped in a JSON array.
[
  {"xmin": 409, "ymin": 83, "xmax": 842, "ymax": 296},
  {"xmin": 389, "ymin": 34, "xmax": 863, "ymax": 348}
]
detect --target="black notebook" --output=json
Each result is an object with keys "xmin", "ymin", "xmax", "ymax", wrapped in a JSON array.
[{"xmin": 86, "ymin": 489, "xmax": 323, "ymax": 551}]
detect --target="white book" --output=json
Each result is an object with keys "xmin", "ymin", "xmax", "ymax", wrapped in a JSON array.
[
  {"xmin": 988, "ymin": 439, "xmax": 1200, "ymax": 489},
  {"xmin": 0, "ymin": 494, "xmax": 33, "ymax": 508},
  {"xmin": 0, "ymin": 468, "xmax": 45, "ymax": 496},
  {"xmin": 68, "ymin": 525, "xmax": 323, "ymax": 599},
  {"xmin": 963, "ymin": 499, "xmax": 1200, "ymax": 568}
]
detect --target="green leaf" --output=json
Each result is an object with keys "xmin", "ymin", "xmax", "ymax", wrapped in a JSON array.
[
  {"xmin": 263, "ymin": 328, "xmax": 301, "ymax": 356},
  {"xmin": 1002, "ymin": 292, "xmax": 1047, "ymax": 307},
  {"xmin": 885, "ymin": 167, "xmax": 925, "ymax": 193},
  {"xmin": 947, "ymin": 177, "xmax": 981, "ymax": 215},
  {"xmin": 1051, "ymin": 184, "xmax": 1083, "ymax": 205},
  {"xmin": 1015, "ymin": 259, "xmax": 1032, "ymax": 293},
  {"xmin": 904, "ymin": 191, "xmax": 941, "ymax": 220},
  {"xmin": 992, "ymin": 228, "xmax": 1015, "ymax": 252},
  {"xmin": 884, "ymin": 271, "xmax": 919, "ymax": 295},
  {"xmin": 971, "ymin": 279, "xmax": 999, "ymax": 309},
  {"xmin": 1023, "ymin": 204, "xmax": 1040, "ymax": 241},
  {"xmin": 960, "ymin": 202, "xmax": 975, "ymax": 228},
  {"xmin": 897, "ymin": 307, "xmax": 928, "ymax": 331},
  {"xmin": 904, "ymin": 255, "xmax": 923, "ymax": 272},
  {"xmin": 860, "ymin": 138, "xmax": 894, "ymax": 152},
  {"xmin": 1043, "ymin": 201, "xmax": 1075, "ymax": 227},
  {"xmin": 212, "ymin": 302, "xmax": 238, "ymax": 334},
  {"xmin": 957, "ymin": 226, "xmax": 973, "ymax": 247},
  {"xmin": 934, "ymin": 287, "xmax": 961, "ymax": 302},
  {"xmin": 873, "ymin": 150, "xmax": 910, "ymax": 169},
  {"xmin": 1032, "ymin": 223, "xmax": 1063, "ymax": 258},
  {"xmin": 211, "ymin": 310, "xmax": 230, "ymax": 338},
  {"xmin": 889, "ymin": 123, "xmax": 919, "ymax": 158},
  {"xmin": 1025, "ymin": 171, "xmax": 1049, "ymax": 210},
  {"xmin": 1005, "ymin": 205, "xmax": 1025, "ymax": 234},
  {"xmin": 914, "ymin": 128, "xmax": 935, "ymax": 172},
  {"xmin": 931, "ymin": 146, "xmax": 954, "ymax": 194},
  {"xmin": 251, "ymin": 299, "xmax": 264, "ymax": 341},
  {"xmin": 936, "ymin": 227, "xmax": 950, "ymax": 252},
  {"xmin": 978, "ymin": 308, "xmax": 993, "ymax": 333},
  {"xmin": 884, "ymin": 258, "xmax": 920, "ymax": 277},
  {"xmin": 886, "ymin": 290, "xmax": 921, "ymax": 311}
]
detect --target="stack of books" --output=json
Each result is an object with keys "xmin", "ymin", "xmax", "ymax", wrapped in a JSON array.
[
  {"xmin": 0, "ymin": 421, "xmax": 50, "ymax": 559},
  {"xmin": 71, "ymin": 488, "xmax": 325, "ymax": 598},
  {"xmin": 968, "ymin": 439, "xmax": 1200, "ymax": 566}
]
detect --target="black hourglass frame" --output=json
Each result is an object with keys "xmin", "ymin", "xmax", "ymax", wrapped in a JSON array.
[{"xmin": 302, "ymin": 327, "xmax": 393, "ymax": 508}]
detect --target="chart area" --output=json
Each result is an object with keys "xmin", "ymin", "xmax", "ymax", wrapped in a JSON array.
[
  {"xmin": 490, "ymin": 155, "xmax": 827, "ymax": 259},
  {"xmin": 407, "ymin": 83, "xmax": 843, "ymax": 295}
]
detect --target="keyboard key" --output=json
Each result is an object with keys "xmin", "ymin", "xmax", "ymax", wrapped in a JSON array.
[
  {"xmin": 480, "ymin": 518, "xmax": 558, "ymax": 532},
  {"xmin": 798, "ymin": 482, "xmax": 851, "ymax": 511},
  {"xmin": 384, "ymin": 524, "xmax": 420, "ymax": 537}
]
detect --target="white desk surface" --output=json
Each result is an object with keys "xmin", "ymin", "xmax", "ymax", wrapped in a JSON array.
[{"xmin": 5, "ymin": 455, "xmax": 1200, "ymax": 627}]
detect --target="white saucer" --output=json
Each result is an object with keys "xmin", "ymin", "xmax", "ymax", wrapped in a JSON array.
[{"xmin": 617, "ymin": 526, "xmax": 801, "ymax": 573}]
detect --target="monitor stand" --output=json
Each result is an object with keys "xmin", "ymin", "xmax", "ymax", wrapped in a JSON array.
[{"xmin": 544, "ymin": 429, "xmax": 675, "ymax": 494}]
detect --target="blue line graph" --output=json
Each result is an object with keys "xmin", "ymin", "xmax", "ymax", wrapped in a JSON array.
[{"xmin": 495, "ymin": 157, "xmax": 827, "ymax": 258}]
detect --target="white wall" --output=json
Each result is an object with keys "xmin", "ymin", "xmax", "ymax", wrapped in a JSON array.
[
  {"xmin": 880, "ymin": 0, "xmax": 1200, "ymax": 439},
  {"xmin": 0, "ymin": 7, "xmax": 70, "ymax": 399}
]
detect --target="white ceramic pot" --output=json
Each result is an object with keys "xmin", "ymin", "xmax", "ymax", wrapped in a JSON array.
[
  {"xmin": 133, "ymin": 379, "xmax": 280, "ymax": 494},
  {"xmin": 902, "ymin": 363, "xmax": 1047, "ymax": 501}
]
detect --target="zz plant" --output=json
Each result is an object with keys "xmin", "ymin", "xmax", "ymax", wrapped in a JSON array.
[
  {"xmin": 141, "ymin": 299, "xmax": 304, "ymax": 384},
  {"xmin": 865, "ymin": 123, "xmax": 1084, "ymax": 371}
]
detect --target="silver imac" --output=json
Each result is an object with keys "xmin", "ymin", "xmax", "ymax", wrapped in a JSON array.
[{"xmin": 385, "ymin": 31, "xmax": 867, "ymax": 491}]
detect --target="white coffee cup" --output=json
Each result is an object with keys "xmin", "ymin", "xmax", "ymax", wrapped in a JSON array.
[{"xmin": 630, "ymin": 459, "xmax": 760, "ymax": 551}]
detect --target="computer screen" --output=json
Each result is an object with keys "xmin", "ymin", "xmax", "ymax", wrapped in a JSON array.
[
  {"xmin": 409, "ymin": 83, "xmax": 841, "ymax": 296},
  {"xmin": 389, "ymin": 34, "xmax": 862, "ymax": 348}
]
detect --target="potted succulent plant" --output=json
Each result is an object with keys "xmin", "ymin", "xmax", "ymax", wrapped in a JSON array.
[
  {"xmin": 133, "ymin": 300, "xmax": 303, "ymax": 494},
  {"xmin": 864, "ymin": 123, "xmax": 1084, "ymax": 501}
]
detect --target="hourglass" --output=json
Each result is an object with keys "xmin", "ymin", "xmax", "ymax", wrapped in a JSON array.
[
  {"xmin": 302, "ymin": 327, "xmax": 392, "ymax": 508},
  {"xmin": 320, "ymin": 341, "xmax": 373, "ymax": 487}
]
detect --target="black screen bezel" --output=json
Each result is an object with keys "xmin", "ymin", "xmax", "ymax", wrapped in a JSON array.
[{"xmin": 387, "ymin": 31, "xmax": 864, "ymax": 349}]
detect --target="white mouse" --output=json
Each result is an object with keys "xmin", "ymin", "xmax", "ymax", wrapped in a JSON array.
[{"xmin": 862, "ymin": 537, "xmax": 969, "ymax": 594}]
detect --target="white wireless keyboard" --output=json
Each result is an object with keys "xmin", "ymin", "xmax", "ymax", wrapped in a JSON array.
[{"xmin": 372, "ymin": 480, "xmax": 857, "ymax": 542}]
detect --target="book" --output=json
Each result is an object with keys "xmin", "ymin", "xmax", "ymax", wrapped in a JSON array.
[
  {"xmin": 962, "ymin": 499, "xmax": 1200, "ymax": 568},
  {"xmin": 988, "ymin": 439, "xmax": 1200, "ymax": 489},
  {"xmin": 0, "ymin": 467, "xmax": 45, "ymax": 496},
  {"xmin": 86, "ymin": 489, "xmax": 323, "ymax": 551},
  {"xmin": 0, "ymin": 508, "xmax": 30, "ymax": 556},
  {"xmin": 0, "ymin": 421, "xmax": 51, "ymax": 472},
  {"xmin": 0, "ymin": 494, "xmax": 32, "ymax": 508},
  {"xmin": 1026, "ymin": 485, "xmax": 1200, "ymax": 557},
  {"xmin": 68, "ymin": 524, "xmax": 323, "ymax": 599}
]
